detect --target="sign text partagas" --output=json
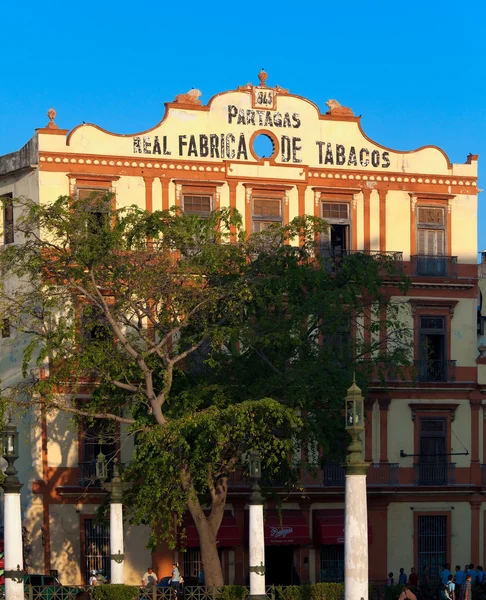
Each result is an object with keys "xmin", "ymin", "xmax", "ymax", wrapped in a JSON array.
[{"xmin": 132, "ymin": 103, "xmax": 391, "ymax": 168}]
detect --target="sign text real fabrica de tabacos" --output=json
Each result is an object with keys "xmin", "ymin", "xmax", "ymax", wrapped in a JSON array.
[{"xmin": 132, "ymin": 104, "xmax": 391, "ymax": 168}]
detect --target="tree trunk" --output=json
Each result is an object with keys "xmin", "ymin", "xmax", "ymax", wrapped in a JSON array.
[{"xmin": 188, "ymin": 499, "xmax": 226, "ymax": 587}]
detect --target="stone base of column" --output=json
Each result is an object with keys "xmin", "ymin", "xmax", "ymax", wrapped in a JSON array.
[{"xmin": 247, "ymin": 594, "xmax": 269, "ymax": 600}]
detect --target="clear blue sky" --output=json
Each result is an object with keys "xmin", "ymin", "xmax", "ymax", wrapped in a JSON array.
[{"xmin": 2, "ymin": 0, "xmax": 485, "ymax": 253}]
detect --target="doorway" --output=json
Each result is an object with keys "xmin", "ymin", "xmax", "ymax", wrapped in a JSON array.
[{"xmin": 265, "ymin": 546, "xmax": 298, "ymax": 586}]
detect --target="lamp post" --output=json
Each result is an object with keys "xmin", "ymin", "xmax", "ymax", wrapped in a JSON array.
[
  {"xmin": 97, "ymin": 451, "xmax": 125, "ymax": 584},
  {"xmin": 2, "ymin": 419, "xmax": 24, "ymax": 600},
  {"xmin": 344, "ymin": 378, "xmax": 369, "ymax": 600},
  {"xmin": 248, "ymin": 451, "xmax": 267, "ymax": 600}
]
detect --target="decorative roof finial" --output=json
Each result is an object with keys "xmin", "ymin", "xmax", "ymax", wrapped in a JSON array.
[
  {"xmin": 46, "ymin": 107, "xmax": 59, "ymax": 130},
  {"xmin": 258, "ymin": 68, "xmax": 268, "ymax": 87}
]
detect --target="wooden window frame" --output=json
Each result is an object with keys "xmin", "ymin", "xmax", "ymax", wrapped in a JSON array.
[
  {"xmin": 413, "ymin": 511, "xmax": 451, "ymax": 580},
  {"xmin": 252, "ymin": 194, "xmax": 283, "ymax": 233},
  {"xmin": 2, "ymin": 192, "xmax": 14, "ymax": 245}
]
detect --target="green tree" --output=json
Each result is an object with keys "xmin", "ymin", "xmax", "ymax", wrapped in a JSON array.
[{"xmin": 0, "ymin": 194, "xmax": 411, "ymax": 585}]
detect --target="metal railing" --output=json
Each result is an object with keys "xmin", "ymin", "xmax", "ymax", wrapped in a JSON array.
[
  {"xmin": 411, "ymin": 255, "xmax": 458, "ymax": 277},
  {"xmin": 320, "ymin": 250, "xmax": 403, "ymax": 274},
  {"xmin": 413, "ymin": 462, "xmax": 456, "ymax": 485},
  {"xmin": 78, "ymin": 460, "xmax": 118, "ymax": 487},
  {"xmin": 414, "ymin": 359, "xmax": 456, "ymax": 382},
  {"xmin": 322, "ymin": 463, "xmax": 399, "ymax": 487}
]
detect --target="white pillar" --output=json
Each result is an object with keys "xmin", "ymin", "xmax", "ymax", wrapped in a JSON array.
[
  {"xmin": 344, "ymin": 473, "xmax": 368, "ymax": 600},
  {"xmin": 4, "ymin": 492, "xmax": 24, "ymax": 600},
  {"xmin": 110, "ymin": 502, "xmax": 124, "ymax": 584},
  {"xmin": 249, "ymin": 501, "xmax": 266, "ymax": 599}
]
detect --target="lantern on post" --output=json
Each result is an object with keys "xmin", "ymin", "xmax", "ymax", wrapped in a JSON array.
[
  {"xmin": 345, "ymin": 376, "xmax": 365, "ymax": 439},
  {"xmin": 248, "ymin": 451, "xmax": 262, "ymax": 482},
  {"xmin": 2, "ymin": 418, "xmax": 19, "ymax": 470},
  {"xmin": 96, "ymin": 449, "xmax": 108, "ymax": 484}
]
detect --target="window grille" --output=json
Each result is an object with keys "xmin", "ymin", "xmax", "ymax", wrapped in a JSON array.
[
  {"xmin": 183, "ymin": 548, "xmax": 202, "ymax": 578},
  {"xmin": 417, "ymin": 515, "xmax": 447, "ymax": 583},
  {"xmin": 320, "ymin": 545, "xmax": 344, "ymax": 582},
  {"xmin": 418, "ymin": 207, "xmax": 444, "ymax": 225},
  {"xmin": 84, "ymin": 518, "xmax": 110, "ymax": 583},
  {"xmin": 183, "ymin": 195, "xmax": 212, "ymax": 217},
  {"xmin": 252, "ymin": 197, "xmax": 282, "ymax": 232},
  {"xmin": 322, "ymin": 203, "xmax": 349, "ymax": 219}
]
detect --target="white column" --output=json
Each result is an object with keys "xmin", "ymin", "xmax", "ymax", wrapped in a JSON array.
[
  {"xmin": 110, "ymin": 502, "xmax": 124, "ymax": 584},
  {"xmin": 344, "ymin": 474, "xmax": 368, "ymax": 600},
  {"xmin": 249, "ymin": 502, "xmax": 266, "ymax": 598},
  {"xmin": 4, "ymin": 492, "xmax": 24, "ymax": 600}
]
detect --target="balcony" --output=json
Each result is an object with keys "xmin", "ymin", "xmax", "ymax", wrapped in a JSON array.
[
  {"xmin": 415, "ymin": 359, "xmax": 456, "ymax": 382},
  {"xmin": 411, "ymin": 255, "xmax": 458, "ymax": 277},
  {"xmin": 322, "ymin": 462, "xmax": 399, "ymax": 487},
  {"xmin": 78, "ymin": 460, "xmax": 116, "ymax": 487},
  {"xmin": 413, "ymin": 462, "xmax": 456, "ymax": 486},
  {"xmin": 321, "ymin": 250, "xmax": 403, "ymax": 274}
]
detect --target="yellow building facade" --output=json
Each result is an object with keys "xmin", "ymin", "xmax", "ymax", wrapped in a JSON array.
[{"xmin": 0, "ymin": 70, "xmax": 482, "ymax": 586}]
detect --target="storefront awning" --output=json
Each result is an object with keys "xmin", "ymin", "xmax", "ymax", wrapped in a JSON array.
[
  {"xmin": 182, "ymin": 511, "xmax": 241, "ymax": 548},
  {"xmin": 313, "ymin": 509, "xmax": 373, "ymax": 545},
  {"xmin": 264, "ymin": 510, "xmax": 311, "ymax": 545}
]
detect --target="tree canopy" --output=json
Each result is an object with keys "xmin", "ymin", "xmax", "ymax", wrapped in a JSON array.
[{"xmin": 0, "ymin": 193, "xmax": 411, "ymax": 585}]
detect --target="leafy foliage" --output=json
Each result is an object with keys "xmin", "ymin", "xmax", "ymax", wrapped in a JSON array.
[{"xmin": 0, "ymin": 194, "xmax": 411, "ymax": 585}]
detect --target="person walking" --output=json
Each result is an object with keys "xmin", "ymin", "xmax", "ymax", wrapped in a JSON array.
[
  {"xmin": 420, "ymin": 565, "xmax": 432, "ymax": 600},
  {"xmin": 409, "ymin": 568, "xmax": 419, "ymax": 590},
  {"xmin": 387, "ymin": 573, "xmax": 395, "ymax": 586},
  {"xmin": 170, "ymin": 562, "xmax": 181, "ymax": 591},
  {"xmin": 441, "ymin": 565, "xmax": 451, "ymax": 585},
  {"xmin": 463, "ymin": 574, "xmax": 472, "ymax": 600},
  {"xmin": 398, "ymin": 584, "xmax": 417, "ymax": 600},
  {"xmin": 88, "ymin": 570, "xmax": 98, "ymax": 586},
  {"xmin": 399, "ymin": 568, "xmax": 408, "ymax": 586},
  {"xmin": 446, "ymin": 574, "xmax": 456, "ymax": 600},
  {"xmin": 454, "ymin": 564, "xmax": 466, "ymax": 600}
]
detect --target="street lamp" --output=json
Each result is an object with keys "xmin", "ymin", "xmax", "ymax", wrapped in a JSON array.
[
  {"xmin": 96, "ymin": 449, "xmax": 125, "ymax": 584},
  {"xmin": 343, "ymin": 377, "xmax": 369, "ymax": 600},
  {"xmin": 248, "ymin": 451, "xmax": 267, "ymax": 600},
  {"xmin": 1, "ymin": 418, "xmax": 24, "ymax": 600}
]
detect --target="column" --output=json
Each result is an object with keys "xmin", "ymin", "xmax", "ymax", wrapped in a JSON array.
[
  {"xmin": 248, "ymin": 483, "xmax": 266, "ymax": 600},
  {"xmin": 345, "ymin": 468, "xmax": 369, "ymax": 600},
  {"xmin": 4, "ymin": 472, "xmax": 23, "ymax": 600},
  {"xmin": 378, "ymin": 398, "xmax": 391, "ymax": 463},
  {"xmin": 143, "ymin": 176, "xmax": 154, "ymax": 212},
  {"xmin": 109, "ymin": 459, "xmax": 125, "ymax": 584},
  {"xmin": 378, "ymin": 189, "xmax": 387, "ymax": 252},
  {"xmin": 471, "ymin": 500, "xmax": 481, "ymax": 565},
  {"xmin": 470, "ymin": 394, "xmax": 482, "ymax": 484},
  {"xmin": 363, "ymin": 188, "xmax": 371, "ymax": 251}
]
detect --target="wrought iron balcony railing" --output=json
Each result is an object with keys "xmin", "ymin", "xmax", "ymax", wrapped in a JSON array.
[
  {"xmin": 415, "ymin": 359, "xmax": 456, "ymax": 382},
  {"xmin": 78, "ymin": 460, "xmax": 115, "ymax": 487},
  {"xmin": 411, "ymin": 255, "xmax": 458, "ymax": 277},
  {"xmin": 322, "ymin": 462, "xmax": 399, "ymax": 487},
  {"xmin": 320, "ymin": 250, "xmax": 403, "ymax": 274},
  {"xmin": 413, "ymin": 462, "xmax": 456, "ymax": 486}
]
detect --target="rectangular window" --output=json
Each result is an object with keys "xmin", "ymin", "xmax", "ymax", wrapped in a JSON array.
[
  {"xmin": 416, "ymin": 206, "xmax": 447, "ymax": 275},
  {"xmin": 321, "ymin": 202, "xmax": 350, "ymax": 258},
  {"xmin": 183, "ymin": 548, "xmax": 202, "ymax": 579},
  {"xmin": 84, "ymin": 518, "xmax": 110, "ymax": 583},
  {"xmin": 1, "ymin": 318, "xmax": 10, "ymax": 338},
  {"xmin": 81, "ymin": 305, "xmax": 110, "ymax": 343},
  {"xmin": 417, "ymin": 515, "xmax": 447, "ymax": 583},
  {"xmin": 2, "ymin": 193, "xmax": 14, "ymax": 245},
  {"xmin": 76, "ymin": 187, "xmax": 111, "ymax": 234},
  {"xmin": 418, "ymin": 316, "xmax": 447, "ymax": 382},
  {"xmin": 417, "ymin": 419, "xmax": 448, "ymax": 485},
  {"xmin": 252, "ymin": 197, "xmax": 282, "ymax": 232},
  {"xmin": 320, "ymin": 545, "xmax": 344, "ymax": 582},
  {"xmin": 79, "ymin": 419, "xmax": 116, "ymax": 486},
  {"xmin": 182, "ymin": 194, "xmax": 212, "ymax": 218}
]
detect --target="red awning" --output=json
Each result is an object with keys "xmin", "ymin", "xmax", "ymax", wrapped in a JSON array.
[
  {"xmin": 264, "ymin": 510, "xmax": 311, "ymax": 545},
  {"xmin": 182, "ymin": 511, "xmax": 241, "ymax": 548},
  {"xmin": 313, "ymin": 509, "xmax": 373, "ymax": 545}
]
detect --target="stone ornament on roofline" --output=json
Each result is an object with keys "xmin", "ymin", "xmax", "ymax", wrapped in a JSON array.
[
  {"xmin": 325, "ymin": 99, "xmax": 354, "ymax": 117},
  {"xmin": 173, "ymin": 89, "xmax": 202, "ymax": 105},
  {"xmin": 46, "ymin": 107, "xmax": 59, "ymax": 129}
]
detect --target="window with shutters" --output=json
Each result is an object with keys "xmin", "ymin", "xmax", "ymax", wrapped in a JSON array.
[
  {"xmin": 321, "ymin": 202, "xmax": 351, "ymax": 258},
  {"xmin": 2, "ymin": 193, "xmax": 14, "ymax": 245},
  {"xmin": 76, "ymin": 187, "xmax": 111, "ymax": 234},
  {"xmin": 416, "ymin": 207, "xmax": 447, "ymax": 275},
  {"xmin": 182, "ymin": 194, "xmax": 213, "ymax": 218},
  {"xmin": 252, "ymin": 197, "xmax": 283, "ymax": 232}
]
